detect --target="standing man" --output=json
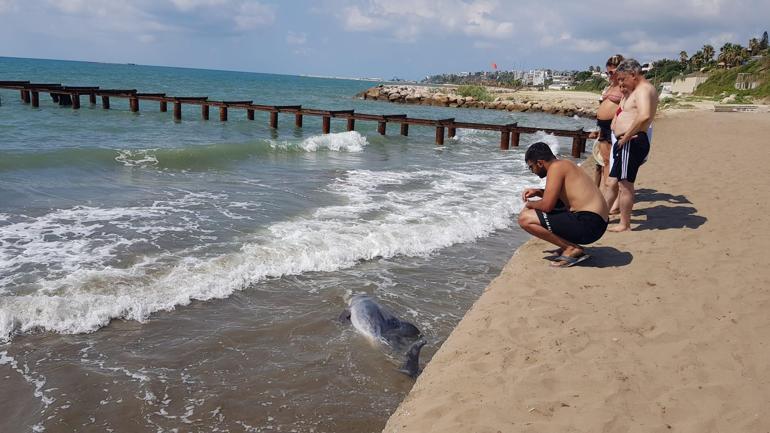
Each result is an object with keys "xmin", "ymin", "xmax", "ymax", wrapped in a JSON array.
[
  {"xmin": 605, "ymin": 59, "xmax": 658, "ymax": 232},
  {"xmin": 518, "ymin": 142, "xmax": 609, "ymax": 267}
]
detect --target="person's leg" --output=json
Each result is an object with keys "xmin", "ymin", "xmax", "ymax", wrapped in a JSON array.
[
  {"xmin": 608, "ymin": 180, "xmax": 634, "ymax": 232},
  {"xmin": 603, "ymin": 176, "xmax": 619, "ymax": 210},
  {"xmin": 518, "ymin": 208, "xmax": 583, "ymax": 257}
]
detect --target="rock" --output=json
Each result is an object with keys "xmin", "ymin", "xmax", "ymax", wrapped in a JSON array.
[{"xmin": 721, "ymin": 94, "xmax": 737, "ymax": 103}]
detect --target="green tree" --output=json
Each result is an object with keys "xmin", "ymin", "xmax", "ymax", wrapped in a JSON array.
[
  {"xmin": 761, "ymin": 31, "xmax": 769, "ymax": 50},
  {"xmin": 679, "ymin": 50, "xmax": 689, "ymax": 66},
  {"xmin": 702, "ymin": 44, "xmax": 715, "ymax": 64},
  {"xmin": 749, "ymin": 38, "xmax": 761, "ymax": 55}
]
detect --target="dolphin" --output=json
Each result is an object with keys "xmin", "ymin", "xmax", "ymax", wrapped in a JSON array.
[{"xmin": 339, "ymin": 294, "xmax": 426, "ymax": 378}]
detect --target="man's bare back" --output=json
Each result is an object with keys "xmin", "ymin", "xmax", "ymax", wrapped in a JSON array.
[{"xmin": 547, "ymin": 160, "xmax": 609, "ymax": 219}]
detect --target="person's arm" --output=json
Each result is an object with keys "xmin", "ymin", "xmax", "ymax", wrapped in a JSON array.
[
  {"xmin": 617, "ymin": 88, "xmax": 654, "ymax": 148},
  {"xmin": 525, "ymin": 164, "xmax": 565, "ymax": 212}
]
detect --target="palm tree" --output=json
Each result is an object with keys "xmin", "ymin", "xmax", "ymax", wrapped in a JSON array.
[
  {"xmin": 761, "ymin": 31, "xmax": 769, "ymax": 50},
  {"xmin": 690, "ymin": 50, "xmax": 704, "ymax": 69},
  {"xmin": 679, "ymin": 50, "xmax": 688, "ymax": 65},
  {"xmin": 702, "ymin": 44, "xmax": 715, "ymax": 64}
]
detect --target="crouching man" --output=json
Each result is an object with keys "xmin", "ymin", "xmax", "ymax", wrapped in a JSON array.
[{"xmin": 518, "ymin": 142, "xmax": 609, "ymax": 267}]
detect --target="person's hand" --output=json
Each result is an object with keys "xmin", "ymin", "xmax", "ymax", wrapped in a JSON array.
[
  {"xmin": 588, "ymin": 130, "xmax": 599, "ymax": 139},
  {"xmin": 616, "ymin": 133, "xmax": 635, "ymax": 149},
  {"xmin": 521, "ymin": 188, "xmax": 541, "ymax": 202}
]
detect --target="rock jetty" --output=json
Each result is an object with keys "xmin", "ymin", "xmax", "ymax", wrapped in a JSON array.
[{"xmin": 357, "ymin": 85, "xmax": 597, "ymax": 118}]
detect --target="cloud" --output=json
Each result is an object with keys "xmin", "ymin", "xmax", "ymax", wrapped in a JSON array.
[
  {"xmin": 286, "ymin": 31, "xmax": 307, "ymax": 45},
  {"xmin": 0, "ymin": 0, "xmax": 16, "ymax": 13},
  {"xmin": 169, "ymin": 0, "xmax": 228, "ymax": 12},
  {"xmin": 338, "ymin": 0, "xmax": 514, "ymax": 41},
  {"xmin": 234, "ymin": 2, "xmax": 275, "ymax": 30}
]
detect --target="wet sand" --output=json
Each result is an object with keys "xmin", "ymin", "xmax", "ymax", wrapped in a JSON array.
[{"xmin": 383, "ymin": 110, "xmax": 770, "ymax": 432}]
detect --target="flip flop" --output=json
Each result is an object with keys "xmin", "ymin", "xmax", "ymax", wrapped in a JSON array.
[{"xmin": 550, "ymin": 254, "xmax": 591, "ymax": 268}]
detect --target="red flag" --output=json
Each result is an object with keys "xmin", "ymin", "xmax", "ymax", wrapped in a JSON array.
[{"xmin": 491, "ymin": 62, "xmax": 498, "ymax": 70}]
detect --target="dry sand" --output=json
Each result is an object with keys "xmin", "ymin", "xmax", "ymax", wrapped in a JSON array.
[{"xmin": 383, "ymin": 110, "xmax": 770, "ymax": 433}]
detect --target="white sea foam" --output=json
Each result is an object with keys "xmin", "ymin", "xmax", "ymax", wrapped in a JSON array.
[
  {"xmin": 115, "ymin": 149, "xmax": 159, "ymax": 167},
  {"xmin": 530, "ymin": 130, "xmax": 561, "ymax": 155},
  {"xmin": 0, "ymin": 165, "xmax": 541, "ymax": 341},
  {"xmin": 0, "ymin": 194, "xmax": 212, "ymax": 291},
  {"xmin": 271, "ymin": 131, "xmax": 368, "ymax": 152}
]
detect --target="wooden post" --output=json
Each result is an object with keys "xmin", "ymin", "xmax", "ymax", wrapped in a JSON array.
[
  {"xmin": 160, "ymin": 100, "xmax": 167, "ymax": 112},
  {"xmin": 346, "ymin": 118, "xmax": 355, "ymax": 131},
  {"xmin": 500, "ymin": 130, "xmax": 510, "ymax": 150},
  {"xmin": 71, "ymin": 93, "xmax": 80, "ymax": 110},
  {"xmin": 20, "ymin": 89, "xmax": 25, "ymax": 101},
  {"xmin": 219, "ymin": 106, "xmax": 228, "ymax": 121},
  {"xmin": 270, "ymin": 111, "xmax": 278, "ymax": 129},
  {"xmin": 579, "ymin": 136, "xmax": 587, "ymax": 154},
  {"xmin": 378, "ymin": 121, "xmax": 386, "ymax": 135},
  {"xmin": 295, "ymin": 113, "xmax": 303, "ymax": 128},
  {"xmin": 22, "ymin": 90, "xmax": 30, "ymax": 104},
  {"xmin": 448, "ymin": 127, "xmax": 456, "ymax": 138},
  {"xmin": 571, "ymin": 136, "xmax": 581, "ymax": 158},
  {"xmin": 510, "ymin": 131, "xmax": 520, "ymax": 147},
  {"xmin": 400, "ymin": 123, "xmax": 409, "ymax": 136},
  {"xmin": 31, "ymin": 91, "xmax": 39, "ymax": 108},
  {"xmin": 174, "ymin": 102, "xmax": 182, "ymax": 121},
  {"xmin": 435, "ymin": 126, "xmax": 445, "ymax": 145},
  {"xmin": 102, "ymin": 96, "xmax": 110, "ymax": 109},
  {"xmin": 89, "ymin": 93, "xmax": 96, "ymax": 105},
  {"xmin": 321, "ymin": 116, "xmax": 330, "ymax": 134},
  {"xmin": 201, "ymin": 104, "xmax": 209, "ymax": 120},
  {"xmin": 247, "ymin": 109, "xmax": 255, "ymax": 120},
  {"xmin": 51, "ymin": 93, "xmax": 60, "ymax": 103},
  {"xmin": 129, "ymin": 97, "xmax": 139, "ymax": 113}
]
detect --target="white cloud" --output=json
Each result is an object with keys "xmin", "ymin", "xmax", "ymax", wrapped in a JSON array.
[
  {"xmin": 169, "ymin": 0, "xmax": 228, "ymax": 12},
  {"xmin": 0, "ymin": 0, "xmax": 16, "ymax": 13},
  {"xmin": 338, "ymin": 0, "xmax": 514, "ymax": 41},
  {"xmin": 342, "ymin": 6, "xmax": 385, "ymax": 31},
  {"xmin": 234, "ymin": 2, "xmax": 275, "ymax": 30},
  {"xmin": 286, "ymin": 31, "xmax": 307, "ymax": 45}
]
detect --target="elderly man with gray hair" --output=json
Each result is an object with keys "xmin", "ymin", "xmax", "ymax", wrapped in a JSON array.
[{"xmin": 606, "ymin": 58, "xmax": 658, "ymax": 232}]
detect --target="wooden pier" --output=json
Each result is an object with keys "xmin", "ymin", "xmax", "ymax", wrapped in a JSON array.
[{"xmin": 0, "ymin": 81, "xmax": 590, "ymax": 157}]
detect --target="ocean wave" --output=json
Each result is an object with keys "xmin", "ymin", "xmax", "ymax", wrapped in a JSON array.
[
  {"xmin": 0, "ymin": 166, "xmax": 541, "ymax": 342},
  {"xmin": 0, "ymin": 132, "xmax": 368, "ymax": 172},
  {"xmin": 270, "ymin": 131, "xmax": 368, "ymax": 152}
]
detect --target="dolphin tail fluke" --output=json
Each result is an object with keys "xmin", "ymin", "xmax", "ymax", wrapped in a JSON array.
[{"xmin": 398, "ymin": 339, "xmax": 427, "ymax": 378}]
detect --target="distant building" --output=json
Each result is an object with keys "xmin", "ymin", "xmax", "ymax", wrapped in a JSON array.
[
  {"xmin": 670, "ymin": 72, "xmax": 709, "ymax": 94},
  {"xmin": 531, "ymin": 70, "xmax": 547, "ymax": 86}
]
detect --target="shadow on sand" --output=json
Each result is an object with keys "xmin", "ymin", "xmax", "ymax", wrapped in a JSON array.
[
  {"xmin": 541, "ymin": 246, "xmax": 633, "ymax": 268},
  {"xmin": 627, "ymin": 188, "xmax": 707, "ymax": 231},
  {"xmin": 634, "ymin": 188, "xmax": 692, "ymax": 205}
]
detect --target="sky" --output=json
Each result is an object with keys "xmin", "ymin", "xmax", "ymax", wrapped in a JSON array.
[{"xmin": 0, "ymin": 0, "xmax": 768, "ymax": 79}]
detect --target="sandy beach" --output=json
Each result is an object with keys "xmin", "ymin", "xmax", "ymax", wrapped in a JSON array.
[{"xmin": 383, "ymin": 110, "xmax": 770, "ymax": 432}]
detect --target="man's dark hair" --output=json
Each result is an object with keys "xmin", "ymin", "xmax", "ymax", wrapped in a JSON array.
[{"xmin": 525, "ymin": 142, "xmax": 556, "ymax": 163}]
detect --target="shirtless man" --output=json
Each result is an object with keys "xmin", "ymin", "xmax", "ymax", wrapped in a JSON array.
[
  {"xmin": 518, "ymin": 142, "xmax": 609, "ymax": 267},
  {"xmin": 605, "ymin": 58, "xmax": 658, "ymax": 232}
]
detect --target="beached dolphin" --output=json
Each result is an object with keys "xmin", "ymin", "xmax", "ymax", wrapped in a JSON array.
[{"xmin": 339, "ymin": 294, "xmax": 426, "ymax": 378}]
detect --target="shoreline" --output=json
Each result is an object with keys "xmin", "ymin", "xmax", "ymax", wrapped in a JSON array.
[
  {"xmin": 360, "ymin": 84, "xmax": 770, "ymax": 119},
  {"xmin": 383, "ymin": 110, "xmax": 770, "ymax": 432},
  {"xmin": 359, "ymin": 84, "xmax": 600, "ymax": 118}
]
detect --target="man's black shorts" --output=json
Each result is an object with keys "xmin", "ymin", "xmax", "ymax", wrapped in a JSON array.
[
  {"xmin": 610, "ymin": 131, "xmax": 650, "ymax": 183},
  {"xmin": 536, "ymin": 208, "xmax": 608, "ymax": 245}
]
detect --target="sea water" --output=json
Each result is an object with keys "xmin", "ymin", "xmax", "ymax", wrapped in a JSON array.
[{"xmin": 0, "ymin": 57, "xmax": 593, "ymax": 432}]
